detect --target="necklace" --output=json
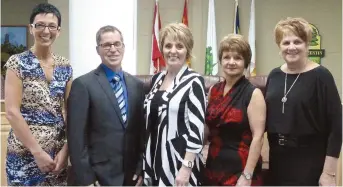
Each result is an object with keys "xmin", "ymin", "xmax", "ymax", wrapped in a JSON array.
[{"xmin": 281, "ymin": 73, "xmax": 301, "ymax": 113}]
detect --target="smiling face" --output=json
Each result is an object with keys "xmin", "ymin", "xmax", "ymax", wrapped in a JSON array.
[
  {"xmin": 279, "ymin": 32, "xmax": 308, "ymax": 65},
  {"xmin": 274, "ymin": 17, "xmax": 313, "ymax": 66},
  {"xmin": 96, "ymin": 31, "xmax": 125, "ymax": 69},
  {"xmin": 159, "ymin": 23, "xmax": 194, "ymax": 72},
  {"xmin": 30, "ymin": 13, "xmax": 60, "ymax": 47},
  {"xmin": 218, "ymin": 34, "xmax": 251, "ymax": 78},
  {"xmin": 162, "ymin": 36, "xmax": 187, "ymax": 69},
  {"xmin": 221, "ymin": 50, "xmax": 245, "ymax": 77}
]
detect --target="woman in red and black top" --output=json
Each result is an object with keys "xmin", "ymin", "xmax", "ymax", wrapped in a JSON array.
[{"xmin": 203, "ymin": 34, "xmax": 266, "ymax": 186}]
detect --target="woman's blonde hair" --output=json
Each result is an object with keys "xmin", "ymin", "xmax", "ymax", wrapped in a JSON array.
[
  {"xmin": 274, "ymin": 17, "xmax": 312, "ymax": 46},
  {"xmin": 159, "ymin": 23, "xmax": 194, "ymax": 61}
]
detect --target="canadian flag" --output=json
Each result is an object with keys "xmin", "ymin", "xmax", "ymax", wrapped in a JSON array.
[
  {"xmin": 150, "ymin": 0, "xmax": 165, "ymax": 74},
  {"xmin": 182, "ymin": 0, "xmax": 191, "ymax": 68}
]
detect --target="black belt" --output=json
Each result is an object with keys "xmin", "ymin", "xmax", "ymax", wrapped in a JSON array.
[{"xmin": 268, "ymin": 133, "xmax": 326, "ymax": 147}]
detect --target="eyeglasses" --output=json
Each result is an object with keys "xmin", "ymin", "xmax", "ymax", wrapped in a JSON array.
[
  {"xmin": 99, "ymin": 42, "xmax": 124, "ymax": 50},
  {"xmin": 31, "ymin": 23, "xmax": 59, "ymax": 31}
]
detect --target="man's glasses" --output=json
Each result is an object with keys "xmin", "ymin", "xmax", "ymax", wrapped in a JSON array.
[
  {"xmin": 99, "ymin": 42, "xmax": 124, "ymax": 50},
  {"xmin": 31, "ymin": 23, "xmax": 59, "ymax": 31}
]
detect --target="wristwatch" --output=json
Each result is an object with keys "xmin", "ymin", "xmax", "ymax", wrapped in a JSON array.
[
  {"xmin": 242, "ymin": 172, "xmax": 253, "ymax": 180},
  {"xmin": 182, "ymin": 160, "xmax": 194, "ymax": 169}
]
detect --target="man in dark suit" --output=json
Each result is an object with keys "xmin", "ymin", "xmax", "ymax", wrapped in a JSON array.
[{"xmin": 67, "ymin": 25, "xmax": 145, "ymax": 186}]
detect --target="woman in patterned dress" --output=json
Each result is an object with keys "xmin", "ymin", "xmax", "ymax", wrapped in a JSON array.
[
  {"xmin": 143, "ymin": 23, "xmax": 206, "ymax": 186},
  {"xmin": 4, "ymin": 3, "xmax": 72, "ymax": 186},
  {"xmin": 203, "ymin": 34, "xmax": 266, "ymax": 186}
]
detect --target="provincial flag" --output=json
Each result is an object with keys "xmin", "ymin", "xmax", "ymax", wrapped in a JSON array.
[
  {"xmin": 234, "ymin": 0, "xmax": 240, "ymax": 34},
  {"xmin": 204, "ymin": 0, "xmax": 218, "ymax": 76},
  {"xmin": 248, "ymin": 0, "xmax": 256, "ymax": 76}
]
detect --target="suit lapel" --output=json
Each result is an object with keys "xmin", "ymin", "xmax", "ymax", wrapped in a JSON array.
[
  {"xmin": 94, "ymin": 65, "xmax": 125, "ymax": 125},
  {"xmin": 123, "ymin": 72, "xmax": 136, "ymax": 128}
]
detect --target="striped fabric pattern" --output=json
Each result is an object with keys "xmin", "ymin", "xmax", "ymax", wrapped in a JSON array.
[
  {"xmin": 111, "ymin": 75, "xmax": 127, "ymax": 123},
  {"xmin": 143, "ymin": 65, "xmax": 206, "ymax": 186}
]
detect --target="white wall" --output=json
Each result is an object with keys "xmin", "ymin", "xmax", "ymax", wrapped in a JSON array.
[{"xmin": 69, "ymin": 0, "xmax": 137, "ymax": 78}]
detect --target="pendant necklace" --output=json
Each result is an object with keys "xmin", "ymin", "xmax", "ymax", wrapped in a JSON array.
[{"xmin": 282, "ymin": 73, "xmax": 301, "ymax": 113}]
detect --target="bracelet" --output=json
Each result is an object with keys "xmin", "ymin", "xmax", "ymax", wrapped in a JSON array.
[{"xmin": 323, "ymin": 171, "xmax": 336, "ymax": 177}]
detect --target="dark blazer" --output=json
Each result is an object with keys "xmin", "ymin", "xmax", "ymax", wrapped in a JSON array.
[{"xmin": 67, "ymin": 65, "xmax": 145, "ymax": 186}]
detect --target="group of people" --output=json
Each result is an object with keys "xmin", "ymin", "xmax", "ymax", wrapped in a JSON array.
[{"xmin": 4, "ymin": 3, "xmax": 342, "ymax": 186}]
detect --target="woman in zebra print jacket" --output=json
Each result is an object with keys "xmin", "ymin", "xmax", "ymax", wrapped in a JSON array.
[{"xmin": 143, "ymin": 23, "xmax": 206, "ymax": 186}]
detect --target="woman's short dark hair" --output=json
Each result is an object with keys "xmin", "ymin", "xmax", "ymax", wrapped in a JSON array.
[{"xmin": 30, "ymin": 3, "xmax": 62, "ymax": 26}]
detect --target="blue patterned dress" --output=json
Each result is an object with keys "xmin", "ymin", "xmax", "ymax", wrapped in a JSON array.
[{"xmin": 4, "ymin": 50, "xmax": 72, "ymax": 186}]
